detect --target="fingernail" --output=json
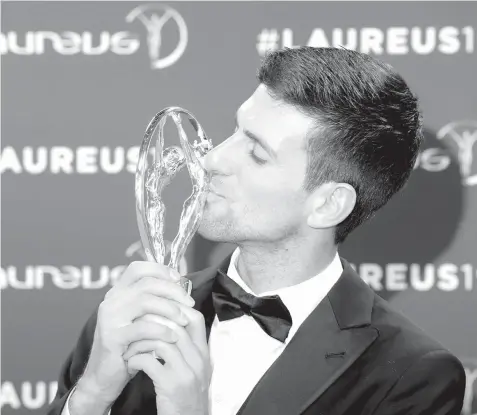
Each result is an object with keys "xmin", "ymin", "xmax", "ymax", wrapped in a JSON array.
[
  {"xmin": 169, "ymin": 269, "xmax": 180, "ymax": 282},
  {"xmin": 179, "ymin": 316, "xmax": 188, "ymax": 325}
]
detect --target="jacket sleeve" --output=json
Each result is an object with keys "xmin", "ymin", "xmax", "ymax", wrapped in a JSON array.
[
  {"xmin": 46, "ymin": 306, "xmax": 99, "ymax": 415},
  {"xmin": 371, "ymin": 349, "xmax": 466, "ymax": 415}
]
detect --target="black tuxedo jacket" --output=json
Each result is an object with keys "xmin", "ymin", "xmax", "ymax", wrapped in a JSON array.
[{"xmin": 47, "ymin": 255, "xmax": 466, "ymax": 415}]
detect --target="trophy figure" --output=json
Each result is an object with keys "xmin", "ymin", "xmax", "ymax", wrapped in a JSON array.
[{"xmin": 135, "ymin": 107, "xmax": 213, "ymax": 296}]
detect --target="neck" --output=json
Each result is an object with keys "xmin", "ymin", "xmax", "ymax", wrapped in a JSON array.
[{"xmin": 235, "ymin": 238, "xmax": 338, "ymax": 295}]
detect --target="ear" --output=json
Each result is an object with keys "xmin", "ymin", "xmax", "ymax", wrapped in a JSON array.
[{"xmin": 306, "ymin": 183, "xmax": 357, "ymax": 229}]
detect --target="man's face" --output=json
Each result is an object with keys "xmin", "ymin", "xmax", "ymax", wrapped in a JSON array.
[{"xmin": 197, "ymin": 84, "xmax": 316, "ymax": 244}]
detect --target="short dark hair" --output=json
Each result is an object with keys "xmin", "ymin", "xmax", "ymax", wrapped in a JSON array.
[{"xmin": 258, "ymin": 47, "xmax": 423, "ymax": 245}]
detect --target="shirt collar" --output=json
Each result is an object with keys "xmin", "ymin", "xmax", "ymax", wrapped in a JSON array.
[{"xmin": 225, "ymin": 247, "xmax": 343, "ymax": 342}]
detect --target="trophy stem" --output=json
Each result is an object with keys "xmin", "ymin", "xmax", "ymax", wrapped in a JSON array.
[{"xmin": 136, "ymin": 107, "xmax": 212, "ymax": 298}]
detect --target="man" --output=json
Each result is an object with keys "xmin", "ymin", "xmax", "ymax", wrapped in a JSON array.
[{"xmin": 47, "ymin": 47, "xmax": 466, "ymax": 415}]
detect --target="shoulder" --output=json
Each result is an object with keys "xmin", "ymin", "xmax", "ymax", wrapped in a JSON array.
[
  {"xmin": 369, "ymin": 293, "xmax": 463, "ymax": 376},
  {"xmin": 371, "ymin": 294, "xmax": 446, "ymax": 352}
]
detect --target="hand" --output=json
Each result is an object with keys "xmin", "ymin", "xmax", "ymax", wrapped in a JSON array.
[
  {"xmin": 123, "ymin": 304, "xmax": 211, "ymax": 415},
  {"xmin": 78, "ymin": 261, "xmax": 196, "ymax": 405}
]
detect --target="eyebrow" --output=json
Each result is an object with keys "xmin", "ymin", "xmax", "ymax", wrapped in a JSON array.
[{"xmin": 235, "ymin": 113, "xmax": 277, "ymax": 159}]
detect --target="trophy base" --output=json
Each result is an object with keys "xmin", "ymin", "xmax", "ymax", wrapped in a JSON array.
[
  {"xmin": 151, "ymin": 350, "xmax": 166, "ymax": 365},
  {"xmin": 178, "ymin": 276, "xmax": 192, "ymax": 296}
]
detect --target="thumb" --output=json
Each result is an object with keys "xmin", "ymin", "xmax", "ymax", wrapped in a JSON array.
[
  {"xmin": 126, "ymin": 362, "xmax": 139, "ymax": 378},
  {"xmin": 169, "ymin": 268, "xmax": 181, "ymax": 282}
]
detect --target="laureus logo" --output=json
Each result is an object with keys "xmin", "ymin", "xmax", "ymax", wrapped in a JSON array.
[
  {"xmin": 437, "ymin": 120, "xmax": 477, "ymax": 187},
  {"xmin": 125, "ymin": 240, "xmax": 189, "ymax": 275},
  {"xmin": 126, "ymin": 4, "xmax": 188, "ymax": 69},
  {"xmin": 461, "ymin": 357, "xmax": 477, "ymax": 415}
]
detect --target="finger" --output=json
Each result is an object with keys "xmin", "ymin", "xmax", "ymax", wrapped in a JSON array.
[
  {"xmin": 129, "ymin": 294, "xmax": 192, "ymax": 326},
  {"xmin": 116, "ymin": 320, "xmax": 179, "ymax": 348},
  {"xmin": 130, "ymin": 315, "xmax": 204, "ymax": 378},
  {"xmin": 122, "ymin": 339, "xmax": 159, "ymax": 360},
  {"xmin": 172, "ymin": 325, "xmax": 209, "ymax": 382},
  {"xmin": 133, "ymin": 277, "xmax": 195, "ymax": 307},
  {"xmin": 177, "ymin": 304, "xmax": 209, "ymax": 358},
  {"xmin": 125, "ymin": 353, "xmax": 167, "ymax": 385},
  {"xmin": 114, "ymin": 261, "xmax": 180, "ymax": 289},
  {"xmin": 142, "ymin": 339, "xmax": 192, "ymax": 379}
]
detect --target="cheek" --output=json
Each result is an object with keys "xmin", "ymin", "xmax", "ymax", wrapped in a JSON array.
[
  {"xmin": 240, "ymin": 185, "xmax": 302, "ymax": 222},
  {"xmin": 245, "ymin": 167, "xmax": 303, "ymax": 201},
  {"xmin": 236, "ymin": 174, "xmax": 283, "ymax": 204},
  {"xmin": 233, "ymin": 165, "xmax": 305, "ymax": 218}
]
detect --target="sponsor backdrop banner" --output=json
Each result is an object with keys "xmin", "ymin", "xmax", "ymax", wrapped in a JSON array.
[{"xmin": 1, "ymin": 1, "xmax": 476, "ymax": 414}]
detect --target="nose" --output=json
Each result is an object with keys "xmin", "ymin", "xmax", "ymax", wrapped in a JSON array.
[{"xmin": 203, "ymin": 135, "xmax": 237, "ymax": 176}]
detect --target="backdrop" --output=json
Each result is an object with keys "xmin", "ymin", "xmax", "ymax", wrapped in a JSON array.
[{"xmin": 1, "ymin": 1, "xmax": 476, "ymax": 414}]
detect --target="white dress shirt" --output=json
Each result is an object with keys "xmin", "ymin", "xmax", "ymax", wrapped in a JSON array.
[{"xmin": 62, "ymin": 248, "xmax": 343, "ymax": 415}]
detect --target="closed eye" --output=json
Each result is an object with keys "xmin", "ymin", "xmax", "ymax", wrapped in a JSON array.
[{"xmin": 248, "ymin": 149, "xmax": 267, "ymax": 165}]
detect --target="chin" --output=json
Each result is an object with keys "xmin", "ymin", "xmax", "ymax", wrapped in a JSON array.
[{"xmin": 196, "ymin": 220, "xmax": 232, "ymax": 243}]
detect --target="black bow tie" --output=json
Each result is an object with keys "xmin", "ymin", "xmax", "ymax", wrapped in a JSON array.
[{"xmin": 211, "ymin": 269, "xmax": 293, "ymax": 342}]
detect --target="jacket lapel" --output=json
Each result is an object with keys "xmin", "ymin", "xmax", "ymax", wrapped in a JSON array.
[
  {"xmin": 237, "ymin": 257, "xmax": 379, "ymax": 415},
  {"xmin": 190, "ymin": 255, "xmax": 379, "ymax": 415}
]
